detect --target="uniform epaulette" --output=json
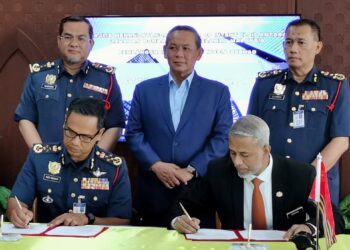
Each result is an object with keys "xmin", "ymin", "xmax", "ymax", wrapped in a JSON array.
[
  {"xmin": 32, "ymin": 143, "xmax": 62, "ymax": 154},
  {"xmin": 29, "ymin": 61, "xmax": 56, "ymax": 73},
  {"xmin": 257, "ymin": 69, "xmax": 284, "ymax": 79},
  {"xmin": 320, "ymin": 71, "xmax": 347, "ymax": 81},
  {"xmin": 91, "ymin": 62, "xmax": 115, "ymax": 74},
  {"xmin": 95, "ymin": 149, "xmax": 122, "ymax": 167}
]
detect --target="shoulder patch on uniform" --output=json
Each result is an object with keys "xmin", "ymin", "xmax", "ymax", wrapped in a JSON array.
[
  {"xmin": 29, "ymin": 61, "xmax": 55, "ymax": 73},
  {"xmin": 32, "ymin": 143, "xmax": 62, "ymax": 154},
  {"xmin": 95, "ymin": 150, "xmax": 122, "ymax": 167},
  {"xmin": 258, "ymin": 69, "xmax": 284, "ymax": 79},
  {"xmin": 91, "ymin": 62, "xmax": 115, "ymax": 74},
  {"xmin": 320, "ymin": 71, "xmax": 347, "ymax": 81}
]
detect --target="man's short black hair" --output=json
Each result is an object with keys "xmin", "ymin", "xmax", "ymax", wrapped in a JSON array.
[
  {"xmin": 286, "ymin": 18, "xmax": 321, "ymax": 41},
  {"xmin": 165, "ymin": 25, "xmax": 202, "ymax": 49},
  {"xmin": 67, "ymin": 98, "xmax": 105, "ymax": 129},
  {"xmin": 59, "ymin": 16, "xmax": 94, "ymax": 39}
]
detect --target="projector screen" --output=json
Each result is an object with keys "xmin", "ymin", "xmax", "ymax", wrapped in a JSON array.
[{"xmin": 86, "ymin": 15, "xmax": 300, "ymax": 140}]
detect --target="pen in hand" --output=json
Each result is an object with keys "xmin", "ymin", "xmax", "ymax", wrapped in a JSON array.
[
  {"xmin": 179, "ymin": 202, "xmax": 192, "ymax": 220},
  {"xmin": 14, "ymin": 196, "xmax": 30, "ymax": 227}
]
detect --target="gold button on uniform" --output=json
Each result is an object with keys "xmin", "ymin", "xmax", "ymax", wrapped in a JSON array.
[
  {"xmin": 311, "ymin": 107, "xmax": 316, "ymax": 112},
  {"xmin": 71, "ymin": 193, "xmax": 76, "ymax": 198},
  {"xmin": 291, "ymin": 107, "xmax": 296, "ymax": 112},
  {"xmin": 295, "ymin": 91, "xmax": 300, "ymax": 96},
  {"xmin": 73, "ymin": 178, "xmax": 78, "ymax": 183},
  {"xmin": 93, "ymin": 196, "xmax": 98, "ymax": 201},
  {"xmin": 67, "ymin": 93, "xmax": 72, "ymax": 98},
  {"xmin": 287, "ymin": 138, "xmax": 292, "ymax": 143},
  {"xmin": 289, "ymin": 122, "xmax": 294, "ymax": 127},
  {"xmin": 48, "ymin": 188, "xmax": 52, "ymax": 193}
]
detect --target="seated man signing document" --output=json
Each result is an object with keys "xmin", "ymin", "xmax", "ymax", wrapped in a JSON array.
[
  {"xmin": 7, "ymin": 98, "xmax": 132, "ymax": 227},
  {"xmin": 171, "ymin": 115, "xmax": 317, "ymax": 240}
]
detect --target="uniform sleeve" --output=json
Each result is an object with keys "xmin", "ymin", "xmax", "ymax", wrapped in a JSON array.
[
  {"xmin": 14, "ymin": 73, "xmax": 38, "ymax": 124},
  {"xmin": 10, "ymin": 152, "xmax": 37, "ymax": 207},
  {"xmin": 104, "ymin": 74, "xmax": 126, "ymax": 129},
  {"xmin": 106, "ymin": 161, "xmax": 132, "ymax": 219},
  {"xmin": 330, "ymin": 79, "xmax": 350, "ymax": 137},
  {"xmin": 247, "ymin": 78, "xmax": 260, "ymax": 116}
]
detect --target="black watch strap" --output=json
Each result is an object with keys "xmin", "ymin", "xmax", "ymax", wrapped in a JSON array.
[{"xmin": 86, "ymin": 212, "xmax": 95, "ymax": 225}]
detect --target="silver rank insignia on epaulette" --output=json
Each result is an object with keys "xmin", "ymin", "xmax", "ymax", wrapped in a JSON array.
[
  {"xmin": 320, "ymin": 71, "xmax": 346, "ymax": 81},
  {"xmin": 91, "ymin": 62, "xmax": 116, "ymax": 74},
  {"xmin": 258, "ymin": 69, "xmax": 283, "ymax": 79},
  {"xmin": 95, "ymin": 150, "xmax": 122, "ymax": 167},
  {"xmin": 29, "ymin": 61, "xmax": 55, "ymax": 73},
  {"xmin": 33, "ymin": 143, "xmax": 62, "ymax": 153}
]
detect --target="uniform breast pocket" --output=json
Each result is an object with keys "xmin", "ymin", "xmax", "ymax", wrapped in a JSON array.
[
  {"xmin": 35, "ymin": 91, "xmax": 60, "ymax": 118},
  {"xmin": 83, "ymin": 190, "xmax": 110, "ymax": 216},
  {"xmin": 262, "ymin": 100, "xmax": 288, "ymax": 129},
  {"xmin": 305, "ymin": 101, "xmax": 328, "ymax": 129}
]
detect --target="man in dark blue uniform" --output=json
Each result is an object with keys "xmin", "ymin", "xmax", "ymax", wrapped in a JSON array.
[
  {"xmin": 7, "ymin": 98, "xmax": 132, "ymax": 227},
  {"xmin": 248, "ymin": 19, "xmax": 350, "ymax": 205},
  {"xmin": 15, "ymin": 16, "xmax": 125, "ymax": 151}
]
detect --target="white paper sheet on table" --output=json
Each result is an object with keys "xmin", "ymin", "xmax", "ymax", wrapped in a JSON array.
[
  {"xmin": 186, "ymin": 228, "xmax": 238, "ymax": 240},
  {"xmin": 239, "ymin": 230, "xmax": 285, "ymax": 241},
  {"xmin": 2, "ymin": 223, "xmax": 49, "ymax": 235},
  {"xmin": 45, "ymin": 225, "xmax": 105, "ymax": 237}
]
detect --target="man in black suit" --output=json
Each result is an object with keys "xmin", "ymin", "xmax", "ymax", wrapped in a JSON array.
[{"xmin": 171, "ymin": 115, "xmax": 317, "ymax": 240}]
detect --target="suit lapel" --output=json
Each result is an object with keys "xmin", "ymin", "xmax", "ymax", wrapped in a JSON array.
[
  {"xmin": 271, "ymin": 155, "xmax": 287, "ymax": 229},
  {"xmin": 158, "ymin": 76, "xmax": 175, "ymax": 134},
  {"xmin": 176, "ymin": 73, "xmax": 202, "ymax": 133},
  {"xmin": 232, "ymin": 168, "xmax": 244, "ymax": 228}
]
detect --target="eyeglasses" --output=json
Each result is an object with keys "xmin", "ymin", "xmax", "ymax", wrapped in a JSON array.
[
  {"xmin": 63, "ymin": 127, "xmax": 100, "ymax": 143},
  {"xmin": 59, "ymin": 34, "xmax": 91, "ymax": 45}
]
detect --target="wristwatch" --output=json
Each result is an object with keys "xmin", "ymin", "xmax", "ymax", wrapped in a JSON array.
[
  {"xmin": 186, "ymin": 165, "xmax": 197, "ymax": 177},
  {"xmin": 86, "ymin": 212, "xmax": 95, "ymax": 225}
]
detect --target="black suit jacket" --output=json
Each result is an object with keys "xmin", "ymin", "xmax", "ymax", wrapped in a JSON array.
[{"xmin": 172, "ymin": 154, "xmax": 316, "ymax": 230}]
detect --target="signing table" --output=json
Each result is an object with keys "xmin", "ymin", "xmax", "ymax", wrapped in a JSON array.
[{"xmin": 0, "ymin": 226, "xmax": 349, "ymax": 250}]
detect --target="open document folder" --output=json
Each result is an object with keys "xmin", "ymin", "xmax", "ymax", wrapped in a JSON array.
[
  {"xmin": 185, "ymin": 228, "xmax": 286, "ymax": 241},
  {"xmin": 2, "ymin": 223, "xmax": 107, "ymax": 238}
]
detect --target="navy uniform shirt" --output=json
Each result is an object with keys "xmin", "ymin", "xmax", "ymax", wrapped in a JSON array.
[
  {"xmin": 14, "ymin": 59, "xmax": 125, "ymax": 143},
  {"xmin": 11, "ymin": 143, "xmax": 132, "ymax": 223},
  {"xmin": 248, "ymin": 67, "xmax": 350, "ymax": 204}
]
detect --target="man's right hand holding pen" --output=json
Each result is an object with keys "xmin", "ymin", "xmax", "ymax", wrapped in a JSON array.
[
  {"xmin": 7, "ymin": 196, "xmax": 33, "ymax": 228},
  {"xmin": 172, "ymin": 202, "xmax": 200, "ymax": 234},
  {"xmin": 173, "ymin": 214, "xmax": 200, "ymax": 234}
]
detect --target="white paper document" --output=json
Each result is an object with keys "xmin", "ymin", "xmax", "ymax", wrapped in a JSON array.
[
  {"xmin": 45, "ymin": 225, "xmax": 105, "ymax": 237},
  {"xmin": 239, "ymin": 230, "xmax": 285, "ymax": 241},
  {"xmin": 2, "ymin": 223, "xmax": 49, "ymax": 235},
  {"xmin": 186, "ymin": 228, "xmax": 238, "ymax": 240}
]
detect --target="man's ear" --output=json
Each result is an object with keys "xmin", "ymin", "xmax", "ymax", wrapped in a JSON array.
[
  {"xmin": 163, "ymin": 45, "xmax": 167, "ymax": 59},
  {"xmin": 263, "ymin": 144, "xmax": 271, "ymax": 156},
  {"xmin": 315, "ymin": 41, "xmax": 323, "ymax": 55},
  {"xmin": 95, "ymin": 128, "xmax": 105, "ymax": 141}
]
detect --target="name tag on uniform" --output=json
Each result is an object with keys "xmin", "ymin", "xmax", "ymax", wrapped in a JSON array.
[
  {"xmin": 43, "ymin": 174, "xmax": 61, "ymax": 183},
  {"xmin": 73, "ymin": 202, "xmax": 86, "ymax": 214},
  {"xmin": 81, "ymin": 178, "xmax": 110, "ymax": 190},
  {"xmin": 293, "ymin": 110, "xmax": 305, "ymax": 128}
]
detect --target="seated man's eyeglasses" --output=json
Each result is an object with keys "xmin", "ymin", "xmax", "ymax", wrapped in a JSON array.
[
  {"xmin": 59, "ymin": 34, "xmax": 91, "ymax": 44},
  {"xmin": 63, "ymin": 127, "xmax": 99, "ymax": 143}
]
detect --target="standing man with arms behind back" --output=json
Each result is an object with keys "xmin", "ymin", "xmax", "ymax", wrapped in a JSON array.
[
  {"xmin": 248, "ymin": 19, "xmax": 350, "ymax": 205},
  {"xmin": 15, "ymin": 16, "xmax": 125, "ymax": 151},
  {"xmin": 126, "ymin": 25, "xmax": 233, "ymax": 226}
]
